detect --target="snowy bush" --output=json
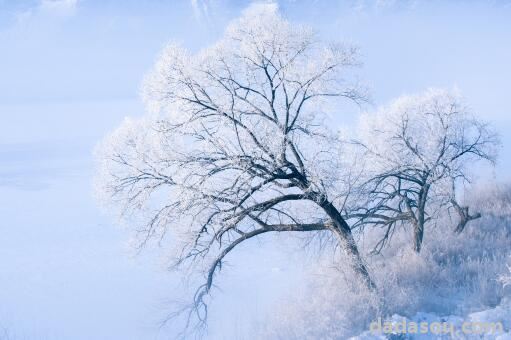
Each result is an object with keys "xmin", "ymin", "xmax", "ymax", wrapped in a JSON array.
[
  {"xmin": 499, "ymin": 258, "xmax": 511, "ymax": 290},
  {"xmin": 262, "ymin": 182, "xmax": 511, "ymax": 338}
]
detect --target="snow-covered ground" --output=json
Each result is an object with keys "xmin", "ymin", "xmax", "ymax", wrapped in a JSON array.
[{"xmin": 352, "ymin": 298, "xmax": 511, "ymax": 339}]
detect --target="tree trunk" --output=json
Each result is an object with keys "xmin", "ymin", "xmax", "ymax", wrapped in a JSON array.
[
  {"xmin": 412, "ymin": 183, "xmax": 429, "ymax": 253},
  {"xmin": 319, "ymin": 199, "xmax": 376, "ymax": 290},
  {"xmin": 412, "ymin": 219, "xmax": 424, "ymax": 253},
  {"xmin": 454, "ymin": 213, "xmax": 468, "ymax": 234}
]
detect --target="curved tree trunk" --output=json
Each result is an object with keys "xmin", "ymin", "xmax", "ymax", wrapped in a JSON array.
[
  {"xmin": 451, "ymin": 199, "xmax": 482, "ymax": 234},
  {"xmin": 319, "ymin": 199, "xmax": 376, "ymax": 290}
]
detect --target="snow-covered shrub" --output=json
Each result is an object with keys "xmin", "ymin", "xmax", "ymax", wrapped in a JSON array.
[
  {"xmin": 499, "ymin": 257, "xmax": 511, "ymax": 290},
  {"xmin": 262, "ymin": 256, "xmax": 382, "ymax": 339}
]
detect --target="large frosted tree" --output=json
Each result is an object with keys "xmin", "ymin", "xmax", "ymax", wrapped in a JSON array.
[{"xmin": 95, "ymin": 4, "xmax": 373, "ymax": 328}]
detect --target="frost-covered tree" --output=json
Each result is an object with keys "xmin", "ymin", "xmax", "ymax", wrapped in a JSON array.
[
  {"xmin": 356, "ymin": 89, "xmax": 499, "ymax": 253},
  {"xmin": 95, "ymin": 4, "xmax": 373, "ymax": 329}
]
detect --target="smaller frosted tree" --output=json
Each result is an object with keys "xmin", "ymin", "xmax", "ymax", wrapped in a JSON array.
[{"xmin": 356, "ymin": 89, "xmax": 499, "ymax": 253}]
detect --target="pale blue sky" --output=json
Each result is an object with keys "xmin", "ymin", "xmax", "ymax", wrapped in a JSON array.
[{"xmin": 0, "ymin": 1, "xmax": 510, "ymax": 339}]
